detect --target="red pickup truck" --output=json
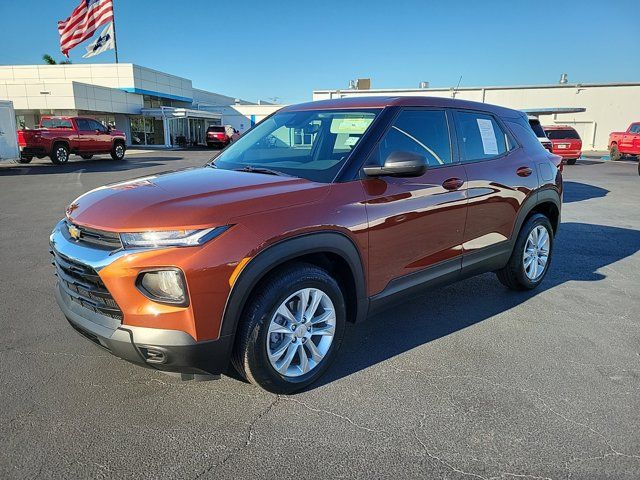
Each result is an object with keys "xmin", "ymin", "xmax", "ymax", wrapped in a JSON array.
[
  {"xmin": 609, "ymin": 123, "xmax": 640, "ymax": 161},
  {"xmin": 17, "ymin": 116, "xmax": 126, "ymax": 165}
]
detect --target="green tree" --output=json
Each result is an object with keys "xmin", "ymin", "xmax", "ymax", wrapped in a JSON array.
[{"xmin": 42, "ymin": 54, "xmax": 71, "ymax": 65}]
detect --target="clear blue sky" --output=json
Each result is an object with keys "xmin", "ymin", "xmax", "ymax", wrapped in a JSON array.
[{"xmin": 0, "ymin": 0, "xmax": 638, "ymax": 103}]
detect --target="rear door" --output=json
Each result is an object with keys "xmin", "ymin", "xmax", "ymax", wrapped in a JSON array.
[
  {"xmin": 74, "ymin": 118, "xmax": 96, "ymax": 152},
  {"xmin": 363, "ymin": 108, "xmax": 468, "ymax": 295},
  {"xmin": 454, "ymin": 110, "xmax": 539, "ymax": 272},
  {"xmin": 87, "ymin": 119, "xmax": 111, "ymax": 152}
]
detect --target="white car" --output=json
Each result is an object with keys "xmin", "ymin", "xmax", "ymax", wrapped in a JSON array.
[{"xmin": 528, "ymin": 116, "xmax": 553, "ymax": 152}]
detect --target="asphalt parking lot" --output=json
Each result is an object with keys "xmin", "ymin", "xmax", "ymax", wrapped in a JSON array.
[{"xmin": 1, "ymin": 151, "xmax": 638, "ymax": 479}]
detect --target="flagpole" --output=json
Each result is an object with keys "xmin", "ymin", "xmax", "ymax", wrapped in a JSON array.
[{"xmin": 111, "ymin": 0, "xmax": 119, "ymax": 63}]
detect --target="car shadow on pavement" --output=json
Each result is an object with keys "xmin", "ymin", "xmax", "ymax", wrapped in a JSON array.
[
  {"xmin": 0, "ymin": 157, "xmax": 180, "ymax": 176},
  {"xmin": 563, "ymin": 181, "xmax": 609, "ymax": 203},
  {"xmin": 310, "ymin": 222, "xmax": 640, "ymax": 391}
]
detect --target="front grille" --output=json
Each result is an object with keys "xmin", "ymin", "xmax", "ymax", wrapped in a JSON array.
[
  {"xmin": 52, "ymin": 250, "xmax": 123, "ymax": 321},
  {"xmin": 65, "ymin": 220, "xmax": 122, "ymax": 250}
]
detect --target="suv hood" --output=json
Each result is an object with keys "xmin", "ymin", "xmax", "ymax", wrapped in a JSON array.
[{"xmin": 67, "ymin": 167, "xmax": 329, "ymax": 231}]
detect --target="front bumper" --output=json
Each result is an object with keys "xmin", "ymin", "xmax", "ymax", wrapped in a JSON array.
[{"xmin": 50, "ymin": 220, "xmax": 234, "ymax": 376}]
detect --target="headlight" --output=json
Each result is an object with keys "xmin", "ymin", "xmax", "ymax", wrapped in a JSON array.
[
  {"xmin": 137, "ymin": 269, "xmax": 188, "ymax": 306},
  {"xmin": 120, "ymin": 226, "xmax": 229, "ymax": 249}
]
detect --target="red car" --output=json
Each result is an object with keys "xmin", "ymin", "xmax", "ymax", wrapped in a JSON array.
[
  {"xmin": 51, "ymin": 96, "xmax": 562, "ymax": 393},
  {"xmin": 609, "ymin": 123, "xmax": 640, "ymax": 161},
  {"xmin": 543, "ymin": 126, "xmax": 582, "ymax": 165},
  {"xmin": 17, "ymin": 116, "xmax": 126, "ymax": 165},
  {"xmin": 206, "ymin": 125, "xmax": 232, "ymax": 149}
]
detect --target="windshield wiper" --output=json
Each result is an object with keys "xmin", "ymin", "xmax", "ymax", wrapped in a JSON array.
[{"xmin": 234, "ymin": 166, "xmax": 293, "ymax": 177}]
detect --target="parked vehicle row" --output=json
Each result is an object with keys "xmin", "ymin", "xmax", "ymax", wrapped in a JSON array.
[
  {"xmin": 16, "ymin": 116, "xmax": 126, "ymax": 165},
  {"xmin": 50, "ymin": 96, "xmax": 563, "ymax": 393}
]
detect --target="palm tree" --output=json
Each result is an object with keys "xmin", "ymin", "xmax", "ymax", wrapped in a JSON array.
[{"xmin": 42, "ymin": 54, "xmax": 72, "ymax": 65}]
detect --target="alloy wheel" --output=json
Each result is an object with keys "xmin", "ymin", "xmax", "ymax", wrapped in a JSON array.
[
  {"xmin": 56, "ymin": 147, "xmax": 68, "ymax": 163},
  {"xmin": 266, "ymin": 288, "xmax": 336, "ymax": 378},
  {"xmin": 523, "ymin": 225, "xmax": 550, "ymax": 280}
]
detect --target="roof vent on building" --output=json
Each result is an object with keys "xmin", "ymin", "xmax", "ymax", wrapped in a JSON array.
[
  {"xmin": 419, "ymin": 81, "xmax": 429, "ymax": 89},
  {"xmin": 348, "ymin": 78, "xmax": 371, "ymax": 90},
  {"xmin": 559, "ymin": 73, "xmax": 568, "ymax": 84}
]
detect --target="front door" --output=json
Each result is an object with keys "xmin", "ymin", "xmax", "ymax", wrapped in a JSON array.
[{"xmin": 363, "ymin": 108, "xmax": 467, "ymax": 296}]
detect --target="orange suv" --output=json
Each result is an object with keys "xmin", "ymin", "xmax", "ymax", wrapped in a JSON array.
[{"xmin": 51, "ymin": 97, "xmax": 562, "ymax": 393}]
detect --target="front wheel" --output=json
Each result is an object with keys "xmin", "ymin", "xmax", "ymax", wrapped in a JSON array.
[
  {"xmin": 110, "ymin": 142, "xmax": 125, "ymax": 161},
  {"xmin": 232, "ymin": 263, "xmax": 346, "ymax": 394},
  {"xmin": 496, "ymin": 214, "xmax": 554, "ymax": 290},
  {"xmin": 50, "ymin": 144, "xmax": 69, "ymax": 165}
]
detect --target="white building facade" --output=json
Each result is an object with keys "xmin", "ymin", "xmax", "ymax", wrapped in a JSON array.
[
  {"xmin": 313, "ymin": 82, "xmax": 640, "ymax": 151},
  {"xmin": 0, "ymin": 63, "xmax": 281, "ymax": 148}
]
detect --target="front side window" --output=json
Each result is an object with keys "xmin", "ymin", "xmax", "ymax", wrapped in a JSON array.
[
  {"xmin": 630, "ymin": 124, "xmax": 640, "ymax": 134},
  {"xmin": 214, "ymin": 109, "xmax": 380, "ymax": 183},
  {"xmin": 455, "ymin": 111, "xmax": 508, "ymax": 162},
  {"xmin": 89, "ymin": 119, "xmax": 107, "ymax": 132},
  {"xmin": 370, "ymin": 109, "xmax": 452, "ymax": 168}
]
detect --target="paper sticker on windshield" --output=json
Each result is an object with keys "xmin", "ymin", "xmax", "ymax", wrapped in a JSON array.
[
  {"xmin": 330, "ymin": 117, "xmax": 373, "ymax": 134},
  {"xmin": 476, "ymin": 118, "xmax": 498, "ymax": 155},
  {"xmin": 344, "ymin": 136, "xmax": 360, "ymax": 146}
]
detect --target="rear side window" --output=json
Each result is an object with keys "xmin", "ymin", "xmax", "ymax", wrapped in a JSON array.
[
  {"xmin": 454, "ymin": 111, "xmax": 508, "ymax": 162},
  {"xmin": 75, "ymin": 119, "xmax": 92, "ymax": 131},
  {"xmin": 545, "ymin": 129, "xmax": 580, "ymax": 140},
  {"xmin": 41, "ymin": 118, "xmax": 72, "ymax": 129},
  {"xmin": 373, "ymin": 109, "xmax": 452, "ymax": 168}
]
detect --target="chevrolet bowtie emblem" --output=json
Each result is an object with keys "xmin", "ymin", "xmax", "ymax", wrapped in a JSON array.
[{"xmin": 68, "ymin": 224, "xmax": 81, "ymax": 241}]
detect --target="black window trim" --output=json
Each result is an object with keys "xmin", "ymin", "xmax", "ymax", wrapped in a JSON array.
[{"xmin": 451, "ymin": 108, "xmax": 521, "ymax": 165}]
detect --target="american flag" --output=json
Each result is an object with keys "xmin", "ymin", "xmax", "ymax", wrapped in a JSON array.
[{"xmin": 58, "ymin": 0, "xmax": 114, "ymax": 57}]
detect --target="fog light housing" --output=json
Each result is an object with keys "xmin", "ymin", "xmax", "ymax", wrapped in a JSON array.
[{"xmin": 137, "ymin": 269, "xmax": 188, "ymax": 306}]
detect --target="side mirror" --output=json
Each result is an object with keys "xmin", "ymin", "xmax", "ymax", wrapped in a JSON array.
[{"xmin": 362, "ymin": 151, "xmax": 428, "ymax": 178}]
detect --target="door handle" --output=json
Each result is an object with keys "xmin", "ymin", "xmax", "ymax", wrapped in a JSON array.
[
  {"xmin": 516, "ymin": 166, "xmax": 533, "ymax": 177},
  {"xmin": 442, "ymin": 177, "xmax": 464, "ymax": 191}
]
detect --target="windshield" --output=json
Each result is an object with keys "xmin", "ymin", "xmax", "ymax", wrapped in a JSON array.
[
  {"xmin": 213, "ymin": 109, "xmax": 380, "ymax": 182},
  {"xmin": 528, "ymin": 119, "xmax": 547, "ymax": 139},
  {"xmin": 545, "ymin": 129, "xmax": 580, "ymax": 140}
]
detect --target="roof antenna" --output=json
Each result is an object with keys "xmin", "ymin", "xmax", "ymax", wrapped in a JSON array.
[{"xmin": 451, "ymin": 75, "xmax": 462, "ymax": 98}]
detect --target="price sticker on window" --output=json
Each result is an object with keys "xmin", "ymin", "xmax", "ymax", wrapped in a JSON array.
[{"xmin": 330, "ymin": 117, "xmax": 374, "ymax": 134}]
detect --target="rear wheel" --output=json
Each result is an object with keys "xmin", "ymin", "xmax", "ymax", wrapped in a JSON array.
[
  {"xmin": 496, "ymin": 214, "xmax": 554, "ymax": 290},
  {"xmin": 110, "ymin": 142, "xmax": 125, "ymax": 161},
  {"xmin": 610, "ymin": 143, "xmax": 622, "ymax": 161},
  {"xmin": 232, "ymin": 263, "xmax": 346, "ymax": 394},
  {"xmin": 80, "ymin": 154, "xmax": 93, "ymax": 160},
  {"xmin": 50, "ymin": 144, "xmax": 69, "ymax": 165},
  {"xmin": 565, "ymin": 158, "xmax": 577, "ymax": 165},
  {"xmin": 15, "ymin": 155, "xmax": 32, "ymax": 164}
]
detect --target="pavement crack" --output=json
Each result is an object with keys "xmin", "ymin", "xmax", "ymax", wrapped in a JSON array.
[
  {"xmin": 413, "ymin": 429, "xmax": 488, "ymax": 479},
  {"xmin": 192, "ymin": 395, "xmax": 281, "ymax": 479},
  {"xmin": 284, "ymin": 397, "xmax": 386, "ymax": 435}
]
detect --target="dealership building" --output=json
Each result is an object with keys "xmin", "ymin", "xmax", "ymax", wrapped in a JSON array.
[
  {"xmin": 0, "ymin": 63, "xmax": 281, "ymax": 148},
  {"xmin": 313, "ymin": 81, "xmax": 640, "ymax": 151}
]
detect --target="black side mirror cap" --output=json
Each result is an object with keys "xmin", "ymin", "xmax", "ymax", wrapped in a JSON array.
[{"xmin": 362, "ymin": 151, "xmax": 428, "ymax": 178}]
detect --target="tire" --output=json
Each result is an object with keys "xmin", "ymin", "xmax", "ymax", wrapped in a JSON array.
[
  {"xmin": 15, "ymin": 155, "xmax": 32, "ymax": 164},
  {"xmin": 566, "ymin": 158, "xmax": 577, "ymax": 165},
  {"xmin": 496, "ymin": 213, "xmax": 554, "ymax": 291},
  {"xmin": 80, "ymin": 154, "xmax": 93, "ymax": 160},
  {"xmin": 110, "ymin": 142, "xmax": 125, "ymax": 161},
  {"xmin": 50, "ymin": 143, "xmax": 69, "ymax": 165},
  {"xmin": 232, "ymin": 263, "xmax": 347, "ymax": 394},
  {"xmin": 610, "ymin": 144, "xmax": 622, "ymax": 161}
]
